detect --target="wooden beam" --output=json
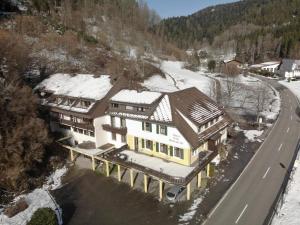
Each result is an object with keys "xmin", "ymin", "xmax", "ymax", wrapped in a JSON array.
[
  {"xmin": 159, "ymin": 180, "xmax": 163, "ymax": 201},
  {"xmin": 197, "ymin": 171, "xmax": 202, "ymax": 188},
  {"xmin": 144, "ymin": 174, "xmax": 148, "ymax": 193},
  {"xmin": 117, "ymin": 165, "xmax": 121, "ymax": 182},
  {"xmin": 206, "ymin": 164, "xmax": 211, "ymax": 178},
  {"xmin": 187, "ymin": 182, "xmax": 191, "ymax": 200},
  {"xmin": 130, "ymin": 169, "xmax": 134, "ymax": 187},
  {"xmin": 92, "ymin": 156, "xmax": 95, "ymax": 171},
  {"xmin": 105, "ymin": 160, "xmax": 110, "ymax": 177},
  {"xmin": 70, "ymin": 149, "xmax": 74, "ymax": 162}
]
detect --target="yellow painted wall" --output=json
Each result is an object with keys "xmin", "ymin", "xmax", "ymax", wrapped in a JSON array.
[
  {"xmin": 190, "ymin": 142, "xmax": 208, "ymax": 165},
  {"xmin": 126, "ymin": 135, "xmax": 192, "ymax": 166}
]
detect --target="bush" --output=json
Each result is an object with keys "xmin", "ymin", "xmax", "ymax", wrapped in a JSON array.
[
  {"xmin": 27, "ymin": 208, "xmax": 58, "ymax": 225},
  {"xmin": 4, "ymin": 198, "xmax": 28, "ymax": 218}
]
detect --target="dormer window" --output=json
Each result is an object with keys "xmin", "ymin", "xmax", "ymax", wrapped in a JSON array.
[
  {"xmin": 137, "ymin": 107, "xmax": 145, "ymax": 112},
  {"xmin": 83, "ymin": 100, "xmax": 91, "ymax": 108},
  {"xmin": 125, "ymin": 105, "xmax": 134, "ymax": 111},
  {"xmin": 112, "ymin": 103, "xmax": 119, "ymax": 108}
]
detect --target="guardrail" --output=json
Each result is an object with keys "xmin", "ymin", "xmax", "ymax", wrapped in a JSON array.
[{"xmin": 263, "ymin": 139, "xmax": 300, "ymax": 225}]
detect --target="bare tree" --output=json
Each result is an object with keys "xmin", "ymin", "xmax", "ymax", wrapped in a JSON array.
[
  {"xmin": 255, "ymin": 84, "xmax": 268, "ymax": 122},
  {"xmin": 224, "ymin": 64, "xmax": 240, "ymax": 105}
]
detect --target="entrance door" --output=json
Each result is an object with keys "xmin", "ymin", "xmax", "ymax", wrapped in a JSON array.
[{"xmin": 134, "ymin": 137, "xmax": 139, "ymax": 151}]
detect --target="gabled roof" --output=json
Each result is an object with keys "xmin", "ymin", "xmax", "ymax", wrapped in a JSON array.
[
  {"xmin": 111, "ymin": 90, "xmax": 162, "ymax": 105},
  {"xmin": 278, "ymin": 59, "xmax": 300, "ymax": 73}
]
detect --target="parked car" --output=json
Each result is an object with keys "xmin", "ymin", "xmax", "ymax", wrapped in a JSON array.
[
  {"xmin": 117, "ymin": 153, "xmax": 128, "ymax": 161},
  {"xmin": 166, "ymin": 186, "xmax": 185, "ymax": 202}
]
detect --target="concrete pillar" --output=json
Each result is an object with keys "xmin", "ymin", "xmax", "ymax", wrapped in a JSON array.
[
  {"xmin": 130, "ymin": 169, "xmax": 134, "ymax": 187},
  {"xmin": 206, "ymin": 164, "xmax": 211, "ymax": 178},
  {"xmin": 70, "ymin": 149, "xmax": 74, "ymax": 162},
  {"xmin": 197, "ymin": 171, "xmax": 202, "ymax": 188},
  {"xmin": 187, "ymin": 182, "xmax": 191, "ymax": 200},
  {"xmin": 105, "ymin": 160, "xmax": 110, "ymax": 177},
  {"xmin": 92, "ymin": 156, "xmax": 95, "ymax": 171},
  {"xmin": 144, "ymin": 174, "xmax": 148, "ymax": 193},
  {"xmin": 159, "ymin": 180, "xmax": 163, "ymax": 201},
  {"xmin": 117, "ymin": 165, "xmax": 121, "ymax": 182}
]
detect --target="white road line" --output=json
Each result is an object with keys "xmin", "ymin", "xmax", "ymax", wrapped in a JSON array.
[
  {"xmin": 291, "ymin": 115, "xmax": 293, "ymax": 121},
  {"xmin": 235, "ymin": 204, "xmax": 248, "ymax": 224},
  {"xmin": 287, "ymin": 127, "xmax": 290, "ymax": 133},
  {"xmin": 262, "ymin": 167, "xmax": 271, "ymax": 179},
  {"xmin": 278, "ymin": 143, "xmax": 283, "ymax": 152}
]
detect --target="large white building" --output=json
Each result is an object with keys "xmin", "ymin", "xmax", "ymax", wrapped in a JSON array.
[
  {"xmin": 250, "ymin": 61, "xmax": 280, "ymax": 73},
  {"xmin": 277, "ymin": 59, "xmax": 300, "ymax": 79},
  {"xmin": 35, "ymin": 73, "xmax": 231, "ymax": 189}
]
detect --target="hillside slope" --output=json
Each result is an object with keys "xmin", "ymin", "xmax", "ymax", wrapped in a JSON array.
[{"xmin": 155, "ymin": 0, "xmax": 300, "ymax": 62}]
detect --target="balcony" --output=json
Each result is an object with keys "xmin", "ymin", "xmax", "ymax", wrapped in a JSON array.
[
  {"xmin": 51, "ymin": 117, "xmax": 94, "ymax": 131},
  {"xmin": 102, "ymin": 124, "xmax": 127, "ymax": 135}
]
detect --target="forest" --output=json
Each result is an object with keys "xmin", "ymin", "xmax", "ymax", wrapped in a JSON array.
[
  {"xmin": 0, "ymin": 0, "xmax": 183, "ymax": 195},
  {"xmin": 154, "ymin": 0, "xmax": 300, "ymax": 63}
]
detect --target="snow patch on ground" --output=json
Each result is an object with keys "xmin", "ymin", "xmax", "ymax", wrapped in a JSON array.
[
  {"xmin": 279, "ymin": 80, "xmax": 300, "ymax": 99},
  {"xmin": 272, "ymin": 154, "xmax": 300, "ymax": 225},
  {"xmin": 0, "ymin": 166, "xmax": 67, "ymax": 225},
  {"xmin": 178, "ymin": 197, "xmax": 203, "ymax": 224},
  {"xmin": 143, "ymin": 61, "xmax": 214, "ymax": 96},
  {"xmin": 243, "ymin": 130, "xmax": 263, "ymax": 142}
]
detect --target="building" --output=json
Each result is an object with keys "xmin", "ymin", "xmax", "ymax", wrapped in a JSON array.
[
  {"xmin": 36, "ymin": 73, "xmax": 232, "ymax": 200},
  {"xmin": 220, "ymin": 59, "xmax": 243, "ymax": 74},
  {"xmin": 250, "ymin": 61, "xmax": 280, "ymax": 73},
  {"xmin": 277, "ymin": 59, "xmax": 300, "ymax": 79}
]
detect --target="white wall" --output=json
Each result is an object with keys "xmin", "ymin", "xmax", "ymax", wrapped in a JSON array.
[{"xmin": 126, "ymin": 118, "xmax": 191, "ymax": 149}]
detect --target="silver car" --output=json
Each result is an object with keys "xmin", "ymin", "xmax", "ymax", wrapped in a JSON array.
[{"xmin": 166, "ymin": 186, "xmax": 185, "ymax": 201}]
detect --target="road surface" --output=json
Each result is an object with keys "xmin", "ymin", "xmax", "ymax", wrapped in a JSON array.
[{"xmin": 203, "ymin": 80, "xmax": 300, "ymax": 225}]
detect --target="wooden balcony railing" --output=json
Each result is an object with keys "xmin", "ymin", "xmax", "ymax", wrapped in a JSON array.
[{"xmin": 102, "ymin": 124, "xmax": 127, "ymax": 135}]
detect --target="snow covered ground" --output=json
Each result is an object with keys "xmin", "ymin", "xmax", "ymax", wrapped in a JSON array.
[
  {"xmin": 143, "ymin": 61, "xmax": 214, "ymax": 97},
  {"xmin": 178, "ymin": 196, "xmax": 203, "ymax": 224},
  {"xmin": 210, "ymin": 74, "xmax": 281, "ymax": 121},
  {"xmin": 122, "ymin": 150, "xmax": 195, "ymax": 178},
  {"xmin": 279, "ymin": 80, "xmax": 300, "ymax": 100},
  {"xmin": 272, "ymin": 80, "xmax": 300, "ymax": 225},
  {"xmin": 0, "ymin": 167, "xmax": 67, "ymax": 225}
]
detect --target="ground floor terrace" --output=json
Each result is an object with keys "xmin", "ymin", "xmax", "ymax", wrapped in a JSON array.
[{"xmin": 60, "ymin": 139, "xmax": 219, "ymax": 202}]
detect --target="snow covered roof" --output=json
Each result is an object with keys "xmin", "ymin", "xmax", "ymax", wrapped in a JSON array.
[
  {"xmin": 111, "ymin": 89, "xmax": 162, "ymax": 105},
  {"xmin": 150, "ymin": 95, "xmax": 172, "ymax": 122},
  {"xmin": 36, "ymin": 74, "xmax": 113, "ymax": 100},
  {"xmin": 250, "ymin": 61, "xmax": 280, "ymax": 68},
  {"xmin": 278, "ymin": 59, "xmax": 300, "ymax": 73}
]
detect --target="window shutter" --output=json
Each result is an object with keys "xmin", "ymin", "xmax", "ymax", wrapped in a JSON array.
[
  {"xmin": 150, "ymin": 123, "xmax": 152, "ymax": 132},
  {"xmin": 165, "ymin": 126, "xmax": 168, "ymax": 135},
  {"xmin": 142, "ymin": 122, "xmax": 145, "ymax": 130},
  {"xmin": 169, "ymin": 146, "xmax": 173, "ymax": 156},
  {"xmin": 142, "ymin": 139, "xmax": 145, "ymax": 148},
  {"xmin": 156, "ymin": 142, "xmax": 159, "ymax": 152},
  {"xmin": 156, "ymin": 124, "xmax": 159, "ymax": 134}
]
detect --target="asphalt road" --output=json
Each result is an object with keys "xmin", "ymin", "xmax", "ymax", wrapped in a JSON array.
[{"xmin": 203, "ymin": 80, "xmax": 300, "ymax": 225}]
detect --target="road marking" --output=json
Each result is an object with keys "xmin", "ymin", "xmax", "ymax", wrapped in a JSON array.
[
  {"xmin": 278, "ymin": 143, "xmax": 283, "ymax": 152},
  {"xmin": 291, "ymin": 115, "xmax": 293, "ymax": 121},
  {"xmin": 287, "ymin": 127, "xmax": 290, "ymax": 133},
  {"xmin": 262, "ymin": 167, "xmax": 271, "ymax": 179},
  {"xmin": 235, "ymin": 204, "xmax": 248, "ymax": 224}
]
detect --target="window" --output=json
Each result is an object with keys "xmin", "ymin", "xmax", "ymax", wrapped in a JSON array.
[
  {"xmin": 90, "ymin": 131, "xmax": 95, "ymax": 137},
  {"xmin": 174, "ymin": 148, "xmax": 184, "ymax": 159},
  {"xmin": 143, "ymin": 122, "xmax": 152, "ymax": 132},
  {"xmin": 205, "ymin": 123, "xmax": 208, "ymax": 129},
  {"xmin": 78, "ymin": 128, "xmax": 83, "ymax": 134},
  {"xmin": 160, "ymin": 144, "xmax": 168, "ymax": 155},
  {"xmin": 120, "ymin": 118, "xmax": 126, "ymax": 127},
  {"xmin": 111, "ymin": 116, "xmax": 116, "ymax": 127},
  {"xmin": 82, "ymin": 101, "xmax": 91, "ymax": 108},
  {"xmin": 112, "ymin": 103, "xmax": 119, "ymax": 108},
  {"xmin": 59, "ymin": 124, "xmax": 70, "ymax": 130},
  {"xmin": 111, "ymin": 132, "xmax": 116, "ymax": 141},
  {"xmin": 121, "ymin": 135, "xmax": 126, "ymax": 143},
  {"xmin": 192, "ymin": 149, "xmax": 199, "ymax": 157},
  {"xmin": 84, "ymin": 130, "xmax": 88, "ymax": 135},
  {"xmin": 159, "ymin": 125, "xmax": 167, "ymax": 135},
  {"xmin": 137, "ymin": 107, "xmax": 145, "ymax": 112},
  {"xmin": 145, "ymin": 140, "xmax": 153, "ymax": 150},
  {"xmin": 125, "ymin": 105, "xmax": 134, "ymax": 110}
]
